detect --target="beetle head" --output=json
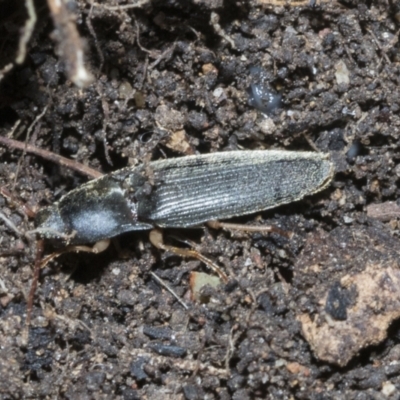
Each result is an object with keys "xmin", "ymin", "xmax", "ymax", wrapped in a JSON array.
[{"xmin": 34, "ymin": 206, "xmax": 69, "ymax": 244}]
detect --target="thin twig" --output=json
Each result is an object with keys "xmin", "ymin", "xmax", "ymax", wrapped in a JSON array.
[
  {"xmin": 0, "ymin": 136, "xmax": 102, "ymax": 179},
  {"xmin": 367, "ymin": 27, "xmax": 391, "ymax": 65},
  {"xmin": 210, "ymin": 12, "xmax": 236, "ymax": 49},
  {"xmin": 6, "ymin": 119, "xmax": 22, "ymax": 139},
  {"xmin": 150, "ymin": 271, "xmax": 189, "ymax": 310},
  {"xmin": 137, "ymin": 55, "xmax": 148, "ymax": 90},
  {"xmin": 0, "ymin": 186, "xmax": 36, "ymax": 219},
  {"xmin": 16, "ymin": 0, "xmax": 37, "ymax": 64},
  {"xmin": 0, "ymin": 63, "xmax": 13, "ymax": 83},
  {"xmin": 224, "ymin": 324, "xmax": 240, "ymax": 372},
  {"xmin": 302, "ymin": 132, "xmax": 320, "ymax": 152},
  {"xmin": 90, "ymin": 0, "xmax": 151, "ymax": 11},
  {"xmin": 148, "ymin": 42, "xmax": 177, "ymax": 70},
  {"xmin": 133, "ymin": 16, "xmax": 176, "ymax": 70},
  {"xmin": 134, "ymin": 18, "xmax": 156, "ymax": 56},
  {"xmin": 0, "ymin": 211, "xmax": 23, "ymax": 237}
]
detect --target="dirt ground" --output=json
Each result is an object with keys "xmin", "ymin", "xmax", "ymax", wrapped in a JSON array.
[{"xmin": 1, "ymin": 0, "xmax": 400, "ymax": 398}]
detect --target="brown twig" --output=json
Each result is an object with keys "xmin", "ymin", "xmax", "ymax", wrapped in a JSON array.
[
  {"xmin": 0, "ymin": 187, "xmax": 36, "ymax": 219},
  {"xmin": 0, "ymin": 136, "xmax": 102, "ymax": 179}
]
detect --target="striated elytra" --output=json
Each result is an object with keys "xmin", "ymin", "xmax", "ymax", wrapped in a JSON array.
[{"xmin": 35, "ymin": 150, "xmax": 334, "ymax": 246}]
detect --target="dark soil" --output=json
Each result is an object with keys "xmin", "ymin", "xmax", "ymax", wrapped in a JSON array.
[{"xmin": 1, "ymin": 0, "xmax": 400, "ymax": 399}]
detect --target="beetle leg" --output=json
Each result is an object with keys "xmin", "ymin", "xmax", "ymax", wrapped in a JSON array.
[
  {"xmin": 40, "ymin": 239, "xmax": 111, "ymax": 269},
  {"xmin": 149, "ymin": 229, "xmax": 228, "ymax": 283},
  {"xmin": 207, "ymin": 220, "xmax": 292, "ymax": 238}
]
